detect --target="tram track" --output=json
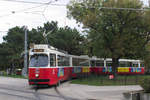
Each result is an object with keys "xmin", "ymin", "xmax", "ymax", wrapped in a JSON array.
[
  {"xmin": 36, "ymin": 86, "xmax": 79, "ymax": 100},
  {"xmin": 0, "ymin": 85, "xmax": 59, "ymax": 97},
  {"xmin": 0, "ymin": 84, "xmax": 64, "ymax": 100},
  {"xmin": 54, "ymin": 86, "xmax": 78, "ymax": 100},
  {"xmin": 0, "ymin": 82, "xmax": 79, "ymax": 100},
  {"xmin": 33, "ymin": 86, "xmax": 41, "ymax": 100},
  {"xmin": 33, "ymin": 84, "xmax": 79, "ymax": 100}
]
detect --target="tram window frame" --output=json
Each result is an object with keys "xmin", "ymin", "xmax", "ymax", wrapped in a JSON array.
[
  {"xmin": 132, "ymin": 63, "xmax": 138, "ymax": 67},
  {"xmin": 119, "ymin": 61, "xmax": 126, "ymax": 67},
  {"xmin": 141, "ymin": 63, "xmax": 144, "ymax": 67},
  {"xmin": 50, "ymin": 53, "xmax": 56, "ymax": 67},
  {"xmin": 119, "ymin": 61, "xmax": 132, "ymax": 67},
  {"xmin": 72, "ymin": 58, "xmax": 79, "ymax": 66},
  {"xmin": 57, "ymin": 55, "xmax": 70, "ymax": 67},
  {"xmin": 79, "ymin": 59, "xmax": 89, "ymax": 66},
  {"xmin": 106, "ymin": 61, "xmax": 112, "ymax": 67},
  {"xmin": 96, "ymin": 60, "xmax": 104, "ymax": 67}
]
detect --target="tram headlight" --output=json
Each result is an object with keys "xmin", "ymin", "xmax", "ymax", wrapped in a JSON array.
[{"xmin": 35, "ymin": 74, "xmax": 39, "ymax": 78}]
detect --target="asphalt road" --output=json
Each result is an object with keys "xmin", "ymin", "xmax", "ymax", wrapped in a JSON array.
[
  {"xmin": 0, "ymin": 77, "xmax": 77, "ymax": 100},
  {"xmin": 0, "ymin": 77, "xmax": 143, "ymax": 100}
]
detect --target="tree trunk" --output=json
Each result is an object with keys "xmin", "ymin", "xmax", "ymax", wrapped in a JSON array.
[
  {"xmin": 112, "ymin": 57, "xmax": 119, "ymax": 76},
  {"xmin": 9, "ymin": 63, "xmax": 16, "ymax": 75}
]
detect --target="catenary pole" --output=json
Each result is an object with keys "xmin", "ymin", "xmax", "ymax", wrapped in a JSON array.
[{"xmin": 23, "ymin": 26, "xmax": 28, "ymax": 76}]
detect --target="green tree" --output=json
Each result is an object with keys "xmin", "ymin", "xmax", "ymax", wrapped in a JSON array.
[
  {"xmin": 2, "ymin": 26, "xmax": 26, "ymax": 74},
  {"xmin": 0, "ymin": 43, "xmax": 12, "ymax": 71},
  {"xmin": 67, "ymin": 0, "xmax": 150, "ymax": 74},
  {"xmin": 47, "ymin": 26, "xmax": 85, "ymax": 55},
  {"xmin": 28, "ymin": 28, "xmax": 44, "ymax": 44},
  {"xmin": 142, "ymin": 8, "xmax": 150, "ymax": 73}
]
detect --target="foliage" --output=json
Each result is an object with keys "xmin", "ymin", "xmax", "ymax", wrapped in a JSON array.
[
  {"xmin": 143, "ymin": 43, "xmax": 150, "ymax": 73},
  {"xmin": 48, "ymin": 26, "xmax": 85, "ymax": 55},
  {"xmin": 1, "ymin": 26, "xmax": 25, "ymax": 74},
  {"xmin": 0, "ymin": 43, "xmax": 12, "ymax": 70},
  {"xmin": 67, "ymin": 0, "xmax": 150, "ymax": 74},
  {"xmin": 140, "ymin": 77, "xmax": 150, "ymax": 92}
]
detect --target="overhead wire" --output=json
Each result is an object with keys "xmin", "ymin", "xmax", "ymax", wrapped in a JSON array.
[
  {"xmin": 0, "ymin": 4, "xmax": 46, "ymax": 18},
  {"xmin": 0, "ymin": 0, "xmax": 149, "ymax": 25},
  {"xmin": 0, "ymin": 0, "xmax": 57, "ymax": 38},
  {"xmin": 0, "ymin": 0, "xmax": 149, "ymax": 29},
  {"xmin": 0, "ymin": 0, "xmax": 149, "ymax": 28},
  {"xmin": 24, "ymin": 0, "xmax": 54, "ymax": 22},
  {"xmin": 0, "ymin": 0, "xmax": 58, "ymax": 43},
  {"xmin": 41, "ymin": 1, "xmax": 53, "ymax": 21},
  {"xmin": 40, "ymin": 1, "xmax": 59, "ymax": 44},
  {"xmin": 0, "ymin": 0, "xmax": 51, "ymax": 5},
  {"xmin": 1, "ymin": 0, "xmax": 149, "ymax": 11},
  {"xmin": 0, "ymin": 0, "xmax": 66, "ymax": 6},
  {"xmin": 0, "ymin": 0, "xmax": 58, "ymax": 18}
]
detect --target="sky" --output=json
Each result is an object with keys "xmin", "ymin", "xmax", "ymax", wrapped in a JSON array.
[
  {"xmin": 0, "ymin": 0, "xmax": 79, "ymax": 43},
  {"xmin": 0, "ymin": 0, "xmax": 149, "ymax": 43}
]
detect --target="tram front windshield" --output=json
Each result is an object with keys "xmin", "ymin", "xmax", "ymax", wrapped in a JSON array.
[{"xmin": 29, "ymin": 54, "xmax": 48, "ymax": 67}]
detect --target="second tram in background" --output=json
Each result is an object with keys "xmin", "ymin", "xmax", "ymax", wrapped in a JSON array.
[{"xmin": 90, "ymin": 57, "xmax": 144, "ymax": 75}]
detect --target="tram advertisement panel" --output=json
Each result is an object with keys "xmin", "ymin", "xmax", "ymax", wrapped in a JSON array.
[
  {"xmin": 102, "ymin": 67, "xmax": 112, "ymax": 73},
  {"xmin": 58, "ymin": 68, "xmax": 64, "ymax": 77},
  {"xmin": 82, "ymin": 67, "xmax": 90, "ymax": 73}
]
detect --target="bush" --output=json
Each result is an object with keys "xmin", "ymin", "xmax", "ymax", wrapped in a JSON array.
[{"xmin": 140, "ymin": 77, "xmax": 150, "ymax": 93}]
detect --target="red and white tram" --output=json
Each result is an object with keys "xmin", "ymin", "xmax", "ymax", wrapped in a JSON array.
[{"xmin": 28, "ymin": 44, "xmax": 90, "ymax": 85}]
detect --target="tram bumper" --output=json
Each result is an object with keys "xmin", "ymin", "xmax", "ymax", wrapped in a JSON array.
[{"xmin": 29, "ymin": 79, "xmax": 50, "ymax": 85}]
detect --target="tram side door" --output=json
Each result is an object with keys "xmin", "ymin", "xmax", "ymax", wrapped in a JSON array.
[{"xmin": 49, "ymin": 54, "xmax": 58, "ymax": 79}]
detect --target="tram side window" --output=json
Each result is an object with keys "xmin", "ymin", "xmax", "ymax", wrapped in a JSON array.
[
  {"xmin": 106, "ymin": 61, "xmax": 112, "ymax": 67},
  {"xmin": 57, "ymin": 55, "xmax": 70, "ymax": 66},
  {"xmin": 119, "ymin": 62, "xmax": 131, "ymax": 67},
  {"xmin": 119, "ymin": 62, "xmax": 126, "ymax": 67},
  {"xmin": 141, "ymin": 63, "xmax": 144, "ymax": 67},
  {"xmin": 132, "ymin": 63, "xmax": 138, "ymax": 67},
  {"xmin": 64, "ymin": 57, "xmax": 69, "ymax": 66},
  {"xmin": 50, "ymin": 54, "xmax": 56, "ymax": 67},
  {"xmin": 72, "ymin": 58, "xmax": 79, "ymax": 66},
  {"xmin": 96, "ymin": 60, "xmax": 104, "ymax": 67},
  {"xmin": 79, "ymin": 59, "xmax": 89, "ymax": 66}
]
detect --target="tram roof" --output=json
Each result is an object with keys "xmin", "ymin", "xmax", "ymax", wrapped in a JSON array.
[
  {"xmin": 69, "ymin": 55, "xmax": 90, "ymax": 59},
  {"xmin": 90, "ymin": 57, "xmax": 142, "ymax": 62},
  {"xmin": 30, "ymin": 44, "xmax": 90, "ymax": 59},
  {"xmin": 30, "ymin": 44, "xmax": 66, "ymax": 55},
  {"xmin": 30, "ymin": 44, "xmax": 143, "ymax": 62}
]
